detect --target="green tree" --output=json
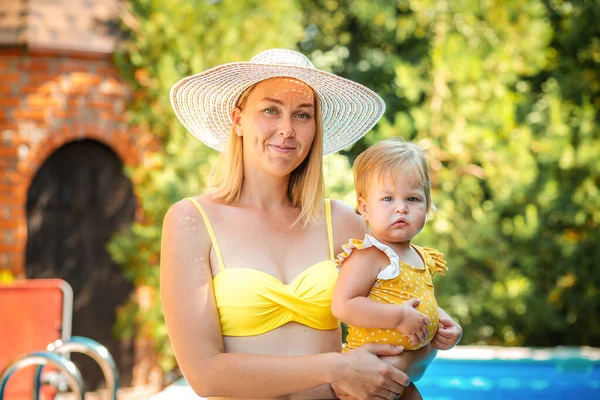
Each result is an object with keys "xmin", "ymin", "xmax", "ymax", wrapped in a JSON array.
[{"xmin": 300, "ymin": 0, "xmax": 600, "ymax": 346}]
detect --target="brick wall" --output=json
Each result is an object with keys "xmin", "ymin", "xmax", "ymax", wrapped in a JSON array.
[{"xmin": 0, "ymin": 47, "xmax": 155, "ymax": 278}]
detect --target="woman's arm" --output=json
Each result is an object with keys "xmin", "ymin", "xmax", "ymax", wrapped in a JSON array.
[
  {"xmin": 161, "ymin": 199, "xmax": 409, "ymax": 399},
  {"xmin": 380, "ymin": 343, "xmax": 437, "ymax": 382}
]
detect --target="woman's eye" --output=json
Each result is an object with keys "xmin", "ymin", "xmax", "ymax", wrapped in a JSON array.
[
  {"xmin": 296, "ymin": 112, "xmax": 311, "ymax": 120},
  {"xmin": 264, "ymin": 108, "xmax": 277, "ymax": 115}
]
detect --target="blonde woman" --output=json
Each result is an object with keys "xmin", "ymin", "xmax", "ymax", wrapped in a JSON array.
[{"xmin": 160, "ymin": 49, "xmax": 462, "ymax": 400}]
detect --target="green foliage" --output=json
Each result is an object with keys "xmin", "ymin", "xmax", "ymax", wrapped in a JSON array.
[
  {"xmin": 300, "ymin": 0, "xmax": 599, "ymax": 346},
  {"xmin": 111, "ymin": 0, "xmax": 599, "ymax": 371}
]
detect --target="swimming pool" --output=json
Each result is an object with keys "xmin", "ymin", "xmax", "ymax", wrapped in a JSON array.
[
  {"xmin": 151, "ymin": 346, "xmax": 600, "ymax": 399},
  {"xmin": 419, "ymin": 346, "xmax": 600, "ymax": 400}
]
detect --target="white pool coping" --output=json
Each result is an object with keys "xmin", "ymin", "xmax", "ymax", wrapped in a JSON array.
[{"xmin": 436, "ymin": 345, "xmax": 600, "ymax": 362}]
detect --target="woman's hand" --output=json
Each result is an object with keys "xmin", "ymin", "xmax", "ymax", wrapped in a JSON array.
[
  {"xmin": 331, "ymin": 344, "xmax": 410, "ymax": 399},
  {"xmin": 431, "ymin": 308, "xmax": 462, "ymax": 350},
  {"xmin": 379, "ymin": 343, "xmax": 437, "ymax": 383}
]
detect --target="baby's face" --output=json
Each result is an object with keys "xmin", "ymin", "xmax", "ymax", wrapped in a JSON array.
[{"xmin": 359, "ymin": 172, "xmax": 427, "ymax": 246}]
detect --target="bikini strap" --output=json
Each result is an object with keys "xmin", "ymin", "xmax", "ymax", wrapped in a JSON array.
[
  {"xmin": 325, "ymin": 199, "xmax": 335, "ymax": 260},
  {"xmin": 186, "ymin": 198, "xmax": 225, "ymax": 272}
]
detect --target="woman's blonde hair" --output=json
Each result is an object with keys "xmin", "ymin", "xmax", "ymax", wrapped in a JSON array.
[
  {"xmin": 209, "ymin": 81, "xmax": 324, "ymax": 227},
  {"xmin": 353, "ymin": 138, "xmax": 434, "ymax": 214}
]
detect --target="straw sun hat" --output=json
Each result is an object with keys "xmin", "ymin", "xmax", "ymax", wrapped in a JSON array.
[{"xmin": 170, "ymin": 48, "xmax": 386, "ymax": 155}]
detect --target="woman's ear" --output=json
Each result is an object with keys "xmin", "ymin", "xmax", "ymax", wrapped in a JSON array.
[{"xmin": 232, "ymin": 107, "xmax": 243, "ymax": 136}]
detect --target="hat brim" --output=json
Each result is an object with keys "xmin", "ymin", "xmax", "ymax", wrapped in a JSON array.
[{"xmin": 170, "ymin": 62, "xmax": 386, "ymax": 155}]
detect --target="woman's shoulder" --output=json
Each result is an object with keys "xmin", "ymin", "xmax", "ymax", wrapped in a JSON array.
[
  {"xmin": 165, "ymin": 194, "xmax": 220, "ymax": 217},
  {"xmin": 329, "ymin": 198, "xmax": 361, "ymax": 224},
  {"xmin": 162, "ymin": 194, "xmax": 222, "ymax": 240},
  {"xmin": 328, "ymin": 199, "xmax": 366, "ymax": 249}
]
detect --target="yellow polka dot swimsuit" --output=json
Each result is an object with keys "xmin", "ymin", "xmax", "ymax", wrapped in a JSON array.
[{"xmin": 336, "ymin": 234, "xmax": 448, "ymax": 351}]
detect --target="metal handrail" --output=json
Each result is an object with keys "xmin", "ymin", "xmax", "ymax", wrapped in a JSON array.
[
  {"xmin": 33, "ymin": 336, "xmax": 119, "ymax": 400},
  {"xmin": 0, "ymin": 351, "xmax": 85, "ymax": 400}
]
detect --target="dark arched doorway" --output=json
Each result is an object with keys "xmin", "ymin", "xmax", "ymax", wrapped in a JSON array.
[{"xmin": 25, "ymin": 139, "xmax": 136, "ymax": 390}]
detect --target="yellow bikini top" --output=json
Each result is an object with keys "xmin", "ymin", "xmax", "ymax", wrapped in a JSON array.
[{"xmin": 187, "ymin": 198, "xmax": 339, "ymax": 337}]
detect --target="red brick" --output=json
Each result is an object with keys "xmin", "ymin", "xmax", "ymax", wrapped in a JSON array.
[
  {"xmin": 0, "ymin": 148, "xmax": 18, "ymax": 157},
  {"xmin": 73, "ymin": 122, "xmax": 100, "ymax": 133},
  {"xmin": 9, "ymin": 253, "xmax": 25, "ymax": 269},
  {"xmin": 22, "ymin": 61, "xmax": 50, "ymax": 72},
  {"xmin": 20, "ymin": 84, "xmax": 56, "ymax": 94},
  {"xmin": 100, "ymin": 111, "xmax": 126, "ymax": 122},
  {"xmin": 13, "ymin": 110, "xmax": 47, "ymax": 121},
  {"xmin": 57, "ymin": 64, "xmax": 88, "ymax": 73},
  {"xmin": 0, "ymin": 168, "xmax": 18, "ymax": 179},
  {"xmin": 27, "ymin": 73, "xmax": 62, "ymax": 85},
  {"xmin": 0, "ymin": 220, "xmax": 20, "ymax": 229},
  {"xmin": 9, "ymin": 208, "xmax": 25, "ymax": 219},
  {"xmin": 27, "ymin": 95, "xmax": 61, "ymax": 108},
  {"xmin": 0, "ymin": 85, "xmax": 15, "ymax": 94},
  {"xmin": 61, "ymin": 85, "xmax": 91, "ymax": 95},
  {"xmin": 70, "ymin": 72, "xmax": 102, "ymax": 86},
  {"xmin": 1, "ymin": 73, "xmax": 21, "ymax": 82},
  {"xmin": 13, "ymin": 136, "xmax": 31, "ymax": 146},
  {"xmin": 0, "ymin": 171, "xmax": 14, "ymax": 180},
  {"xmin": 56, "ymin": 60, "xmax": 93, "ymax": 73},
  {"xmin": 66, "ymin": 98, "xmax": 82, "ymax": 107},
  {"xmin": 97, "ymin": 66, "xmax": 120, "ymax": 75},
  {"xmin": 0, "ymin": 122, "xmax": 18, "ymax": 131},
  {"xmin": 0, "ymin": 49, "xmax": 25, "ymax": 57},
  {"xmin": 53, "ymin": 110, "xmax": 69, "ymax": 119},
  {"xmin": 0, "ymin": 244, "xmax": 23, "ymax": 253},
  {"xmin": 99, "ymin": 77, "xmax": 126, "ymax": 96},
  {"xmin": 0, "ymin": 98, "xmax": 20, "ymax": 106},
  {"xmin": 89, "ymin": 100, "xmax": 114, "ymax": 111}
]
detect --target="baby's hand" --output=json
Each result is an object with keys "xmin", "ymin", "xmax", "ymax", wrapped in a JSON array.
[
  {"xmin": 431, "ymin": 313, "xmax": 462, "ymax": 350},
  {"xmin": 396, "ymin": 299, "xmax": 431, "ymax": 345}
]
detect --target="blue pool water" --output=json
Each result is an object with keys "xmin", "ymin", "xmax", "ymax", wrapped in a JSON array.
[{"xmin": 418, "ymin": 352, "xmax": 600, "ymax": 400}]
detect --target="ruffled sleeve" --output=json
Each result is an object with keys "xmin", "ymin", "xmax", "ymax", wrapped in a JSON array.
[
  {"xmin": 421, "ymin": 247, "xmax": 448, "ymax": 277},
  {"xmin": 335, "ymin": 234, "xmax": 401, "ymax": 280}
]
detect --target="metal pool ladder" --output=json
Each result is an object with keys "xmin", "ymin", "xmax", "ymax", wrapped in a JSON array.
[{"xmin": 0, "ymin": 336, "xmax": 119, "ymax": 399}]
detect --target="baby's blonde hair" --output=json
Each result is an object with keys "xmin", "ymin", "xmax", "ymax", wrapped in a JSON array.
[{"xmin": 353, "ymin": 138, "xmax": 434, "ymax": 214}]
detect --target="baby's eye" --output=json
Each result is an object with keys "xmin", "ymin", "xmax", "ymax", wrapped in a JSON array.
[
  {"xmin": 408, "ymin": 196, "xmax": 420, "ymax": 202},
  {"xmin": 382, "ymin": 196, "xmax": 393, "ymax": 202}
]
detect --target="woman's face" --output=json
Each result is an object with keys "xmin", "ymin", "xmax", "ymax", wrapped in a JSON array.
[{"xmin": 232, "ymin": 77, "xmax": 317, "ymax": 177}]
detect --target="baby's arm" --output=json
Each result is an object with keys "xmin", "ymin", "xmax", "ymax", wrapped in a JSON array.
[{"xmin": 331, "ymin": 247, "xmax": 430, "ymax": 344}]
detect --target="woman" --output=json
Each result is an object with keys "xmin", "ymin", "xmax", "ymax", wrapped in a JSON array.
[{"xmin": 161, "ymin": 49, "xmax": 461, "ymax": 400}]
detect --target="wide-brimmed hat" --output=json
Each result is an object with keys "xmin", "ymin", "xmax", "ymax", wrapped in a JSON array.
[{"xmin": 170, "ymin": 48, "xmax": 385, "ymax": 155}]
